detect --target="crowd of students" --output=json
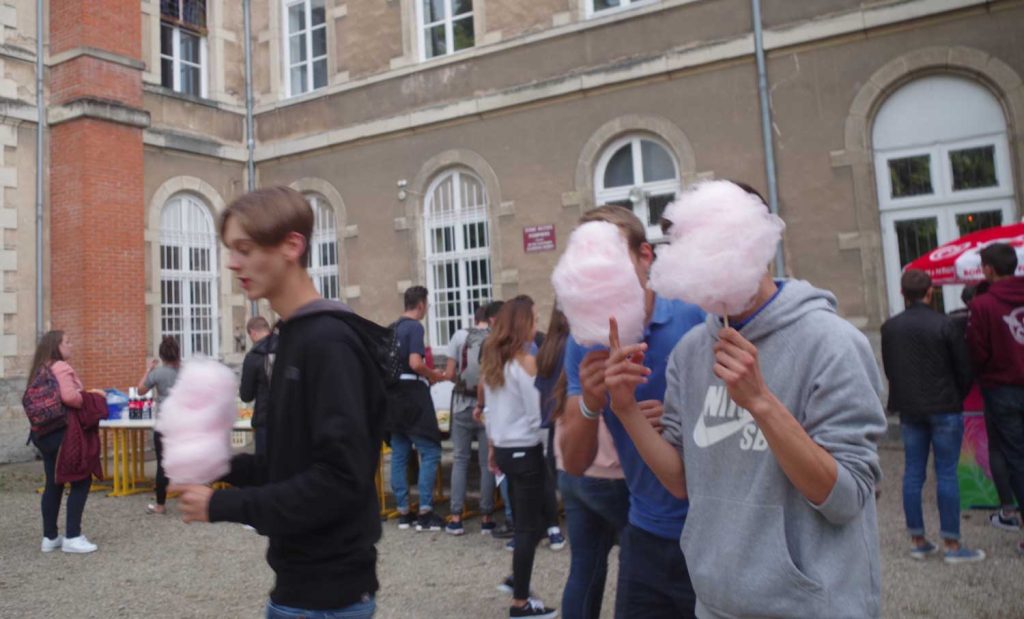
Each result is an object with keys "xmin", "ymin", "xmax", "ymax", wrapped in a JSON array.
[{"xmin": 21, "ymin": 184, "xmax": 1023, "ymax": 619}]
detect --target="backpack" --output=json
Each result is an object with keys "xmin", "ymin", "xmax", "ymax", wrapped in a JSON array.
[
  {"xmin": 457, "ymin": 327, "xmax": 488, "ymax": 394},
  {"xmin": 22, "ymin": 365, "xmax": 68, "ymax": 437}
]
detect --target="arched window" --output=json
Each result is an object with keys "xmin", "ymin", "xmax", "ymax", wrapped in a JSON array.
[
  {"xmin": 595, "ymin": 134, "xmax": 681, "ymax": 241},
  {"xmin": 160, "ymin": 194, "xmax": 219, "ymax": 358},
  {"xmin": 424, "ymin": 168, "xmax": 493, "ymax": 347},
  {"xmin": 307, "ymin": 194, "xmax": 340, "ymax": 300},
  {"xmin": 873, "ymin": 75, "xmax": 1016, "ymax": 314}
]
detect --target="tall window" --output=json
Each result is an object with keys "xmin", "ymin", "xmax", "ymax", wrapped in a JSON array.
[
  {"xmin": 587, "ymin": 0, "xmax": 655, "ymax": 18},
  {"xmin": 873, "ymin": 75, "xmax": 1016, "ymax": 314},
  {"xmin": 419, "ymin": 0, "xmax": 474, "ymax": 60},
  {"xmin": 424, "ymin": 169, "xmax": 492, "ymax": 347},
  {"xmin": 160, "ymin": 0, "xmax": 207, "ymax": 97},
  {"xmin": 160, "ymin": 195, "xmax": 219, "ymax": 358},
  {"xmin": 595, "ymin": 135, "xmax": 681, "ymax": 241},
  {"xmin": 285, "ymin": 0, "xmax": 328, "ymax": 96},
  {"xmin": 308, "ymin": 194, "xmax": 340, "ymax": 300}
]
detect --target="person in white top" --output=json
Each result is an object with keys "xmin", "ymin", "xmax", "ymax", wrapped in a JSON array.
[{"xmin": 480, "ymin": 295, "xmax": 557, "ymax": 619}]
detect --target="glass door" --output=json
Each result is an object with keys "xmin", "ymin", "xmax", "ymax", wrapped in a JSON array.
[{"xmin": 882, "ymin": 201, "xmax": 1013, "ymax": 316}]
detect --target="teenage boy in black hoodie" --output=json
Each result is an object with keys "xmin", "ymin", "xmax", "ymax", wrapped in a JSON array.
[{"xmin": 172, "ymin": 187, "xmax": 384, "ymax": 619}]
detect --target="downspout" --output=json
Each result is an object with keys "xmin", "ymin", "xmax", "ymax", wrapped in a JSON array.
[
  {"xmin": 751, "ymin": 0, "xmax": 786, "ymax": 276},
  {"xmin": 243, "ymin": 0, "xmax": 259, "ymax": 316},
  {"xmin": 35, "ymin": 0, "xmax": 45, "ymax": 339}
]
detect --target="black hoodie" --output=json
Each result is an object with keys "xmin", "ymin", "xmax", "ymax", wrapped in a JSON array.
[{"xmin": 208, "ymin": 300, "xmax": 385, "ymax": 610}]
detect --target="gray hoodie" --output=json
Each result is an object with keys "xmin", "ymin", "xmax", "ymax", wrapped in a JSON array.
[{"xmin": 662, "ymin": 280, "xmax": 886, "ymax": 619}]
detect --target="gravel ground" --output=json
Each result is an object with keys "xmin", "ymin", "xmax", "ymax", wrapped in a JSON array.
[{"xmin": 0, "ymin": 443, "xmax": 1021, "ymax": 618}]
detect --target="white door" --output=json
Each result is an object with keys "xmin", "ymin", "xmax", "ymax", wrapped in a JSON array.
[
  {"xmin": 881, "ymin": 202, "xmax": 1013, "ymax": 314},
  {"xmin": 873, "ymin": 75, "xmax": 1017, "ymax": 316}
]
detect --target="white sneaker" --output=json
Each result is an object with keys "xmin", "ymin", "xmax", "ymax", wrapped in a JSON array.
[
  {"xmin": 41, "ymin": 536, "xmax": 63, "ymax": 553},
  {"xmin": 61, "ymin": 535, "xmax": 97, "ymax": 554}
]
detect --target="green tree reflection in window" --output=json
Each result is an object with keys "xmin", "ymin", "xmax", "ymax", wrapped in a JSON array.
[
  {"xmin": 950, "ymin": 145, "xmax": 997, "ymax": 191},
  {"xmin": 888, "ymin": 155, "xmax": 932, "ymax": 198}
]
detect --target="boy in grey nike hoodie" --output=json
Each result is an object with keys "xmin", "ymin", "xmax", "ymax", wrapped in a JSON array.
[{"xmin": 604, "ymin": 277, "xmax": 887, "ymax": 618}]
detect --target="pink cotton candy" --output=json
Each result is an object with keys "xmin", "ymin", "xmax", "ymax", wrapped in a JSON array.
[
  {"xmin": 650, "ymin": 181, "xmax": 785, "ymax": 317},
  {"xmin": 551, "ymin": 220, "xmax": 646, "ymax": 347},
  {"xmin": 155, "ymin": 359, "xmax": 238, "ymax": 485}
]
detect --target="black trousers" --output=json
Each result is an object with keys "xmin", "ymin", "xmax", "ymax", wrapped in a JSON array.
[
  {"xmin": 33, "ymin": 428, "xmax": 91, "ymax": 539},
  {"xmin": 495, "ymin": 444, "xmax": 547, "ymax": 600},
  {"xmin": 153, "ymin": 431, "xmax": 169, "ymax": 506}
]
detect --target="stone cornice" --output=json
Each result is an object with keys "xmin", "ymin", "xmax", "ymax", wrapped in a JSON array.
[
  {"xmin": 47, "ymin": 98, "xmax": 151, "ymax": 129},
  {"xmin": 48, "ymin": 46, "xmax": 146, "ymax": 71}
]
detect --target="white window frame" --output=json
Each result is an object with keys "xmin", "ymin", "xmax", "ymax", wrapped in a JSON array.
[
  {"xmin": 160, "ymin": 22, "xmax": 208, "ymax": 97},
  {"xmin": 307, "ymin": 194, "xmax": 341, "ymax": 300},
  {"xmin": 423, "ymin": 169, "xmax": 493, "ymax": 347},
  {"xmin": 594, "ymin": 134, "xmax": 681, "ymax": 242},
  {"xmin": 417, "ymin": 0, "xmax": 475, "ymax": 61},
  {"xmin": 876, "ymin": 132, "xmax": 1013, "ymax": 211},
  {"xmin": 283, "ymin": 0, "xmax": 329, "ymax": 97},
  {"xmin": 160, "ymin": 194, "xmax": 219, "ymax": 359},
  {"xmin": 586, "ymin": 0, "xmax": 658, "ymax": 19}
]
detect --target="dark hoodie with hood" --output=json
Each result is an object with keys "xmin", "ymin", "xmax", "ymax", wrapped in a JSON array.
[
  {"xmin": 208, "ymin": 299, "xmax": 385, "ymax": 610},
  {"xmin": 966, "ymin": 277, "xmax": 1024, "ymax": 387}
]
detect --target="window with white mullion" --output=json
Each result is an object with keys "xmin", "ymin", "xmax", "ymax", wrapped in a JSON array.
[
  {"xmin": 307, "ymin": 194, "xmax": 341, "ymax": 300},
  {"xmin": 424, "ymin": 169, "xmax": 492, "ymax": 346},
  {"xmin": 160, "ymin": 1, "xmax": 207, "ymax": 97},
  {"xmin": 587, "ymin": 0, "xmax": 657, "ymax": 19},
  {"xmin": 420, "ymin": 0, "xmax": 474, "ymax": 60},
  {"xmin": 160, "ymin": 195, "xmax": 219, "ymax": 358},
  {"xmin": 286, "ymin": 0, "xmax": 327, "ymax": 97},
  {"xmin": 595, "ymin": 134, "xmax": 681, "ymax": 242}
]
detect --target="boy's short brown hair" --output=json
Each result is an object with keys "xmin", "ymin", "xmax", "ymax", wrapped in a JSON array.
[
  {"xmin": 579, "ymin": 204, "xmax": 647, "ymax": 254},
  {"xmin": 219, "ymin": 187, "xmax": 314, "ymax": 267},
  {"xmin": 246, "ymin": 316, "xmax": 271, "ymax": 334}
]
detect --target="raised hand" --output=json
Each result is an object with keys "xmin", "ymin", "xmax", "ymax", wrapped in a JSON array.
[
  {"xmin": 605, "ymin": 317, "xmax": 650, "ymax": 416},
  {"xmin": 713, "ymin": 327, "xmax": 770, "ymax": 415}
]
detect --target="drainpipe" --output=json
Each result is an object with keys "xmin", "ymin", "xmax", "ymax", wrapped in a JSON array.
[
  {"xmin": 751, "ymin": 0, "xmax": 786, "ymax": 277},
  {"xmin": 243, "ymin": 0, "xmax": 259, "ymax": 316},
  {"xmin": 35, "ymin": 0, "xmax": 45, "ymax": 339}
]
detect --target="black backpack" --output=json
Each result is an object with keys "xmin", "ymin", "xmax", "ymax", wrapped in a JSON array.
[{"xmin": 335, "ymin": 312, "xmax": 402, "ymax": 390}]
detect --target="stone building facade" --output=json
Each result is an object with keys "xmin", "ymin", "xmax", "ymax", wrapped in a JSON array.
[{"xmin": 1, "ymin": 0, "xmax": 1022, "ymax": 461}]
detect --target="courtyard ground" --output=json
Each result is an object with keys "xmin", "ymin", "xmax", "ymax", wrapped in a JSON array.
[{"xmin": 0, "ymin": 443, "xmax": 1021, "ymax": 618}]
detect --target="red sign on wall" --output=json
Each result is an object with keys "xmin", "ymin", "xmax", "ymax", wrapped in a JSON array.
[{"xmin": 523, "ymin": 225, "xmax": 556, "ymax": 253}]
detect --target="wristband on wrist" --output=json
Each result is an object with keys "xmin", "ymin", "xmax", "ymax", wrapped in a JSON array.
[{"xmin": 579, "ymin": 398, "xmax": 600, "ymax": 421}]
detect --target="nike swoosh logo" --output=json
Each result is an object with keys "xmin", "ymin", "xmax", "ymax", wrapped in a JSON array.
[{"xmin": 693, "ymin": 409, "xmax": 754, "ymax": 448}]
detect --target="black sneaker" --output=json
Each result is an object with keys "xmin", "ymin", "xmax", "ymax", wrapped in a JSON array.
[
  {"xmin": 397, "ymin": 512, "xmax": 417, "ymax": 530},
  {"xmin": 416, "ymin": 511, "xmax": 445, "ymax": 532},
  {"xmin": 480, "ymin": 520, "xmax": 497, "ymax": 535},
  {"xmin": 492, "ymin": 522, "xmax": 515, "ymax": 539},
  {"xmin": 496, "ymin": 575, "xmax": 515, "ymax": 594},
  {"xmin": 497, "ymin": 575, "xmax": 536, "ymax": 598},
  {"xmin": 509, "ymin": 598, "xmax": 557, "ymax": 618}
]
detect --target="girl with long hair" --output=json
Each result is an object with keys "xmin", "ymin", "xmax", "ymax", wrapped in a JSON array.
[
  {"xmin": 481, "ymin": 296, "xmax": 556, "ymax": 619},
  {"xmin": 138, "ymin": 336, "xmax": 182, "ymax": 514},
  {"xmin": 26, "ymin": 330, "xmax": 97, "ymax": 554}
]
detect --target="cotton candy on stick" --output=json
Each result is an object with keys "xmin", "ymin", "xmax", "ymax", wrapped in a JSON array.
[
  {"xmin": 551, "ymin": 220, "xmax": 646, "ymax": 347},
  {"xmin": 650, "ymin": 181, "xmax": 785, "ymax": 319},
  {"xmin": 155, "ymin": 358, "xmax": 239, "ymax": 485}
]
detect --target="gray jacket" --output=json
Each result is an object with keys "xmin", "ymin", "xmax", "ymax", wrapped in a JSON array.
[{"xmin": 662, "ymin": 280, "xmax": 886, "ymax": 618}]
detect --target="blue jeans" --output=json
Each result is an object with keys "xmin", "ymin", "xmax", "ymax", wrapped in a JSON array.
[
  {"xmin": 266, "ymin": 597, "xmax": 375, "ymax": 619},
  {"xmin": 901, "ymin": 413, "xmax": 963, "ymax": 540},
  {"xmin": 389, "ymin": 432, "xmax": 442, "ymax": 513},
  {"xmin": 558, "ymin": 471, "xmax": 629, "ymax": 619},
  {"xmin": 982, "ymin": 386, "xmax": 1024, "ymax": 509},
  {"xmin": 614, "ymin": 524, "xmax": 696, "ymax": 619},
  {"xmin": 33, "ymin": 428, "xmax": 91, "ymax": 539}
]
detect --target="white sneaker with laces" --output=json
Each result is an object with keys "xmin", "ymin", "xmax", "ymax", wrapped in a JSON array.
[
  {"xmin": 61, "ymin": 535, "xmax": 97, "ymax": 554},
  {"xmin": 41, "ymin": 536, "xmax": 63, "ymax": 553}
]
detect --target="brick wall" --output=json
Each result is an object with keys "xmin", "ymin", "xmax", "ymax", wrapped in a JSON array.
[{"xmin": 49, "ymin": 0, "xmax": 145, "ymax": 390}]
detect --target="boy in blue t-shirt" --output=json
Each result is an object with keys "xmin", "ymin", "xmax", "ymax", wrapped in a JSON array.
[{"xmin": 560, "ymin": 206, "xmax": 704, "ymax": 618}]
